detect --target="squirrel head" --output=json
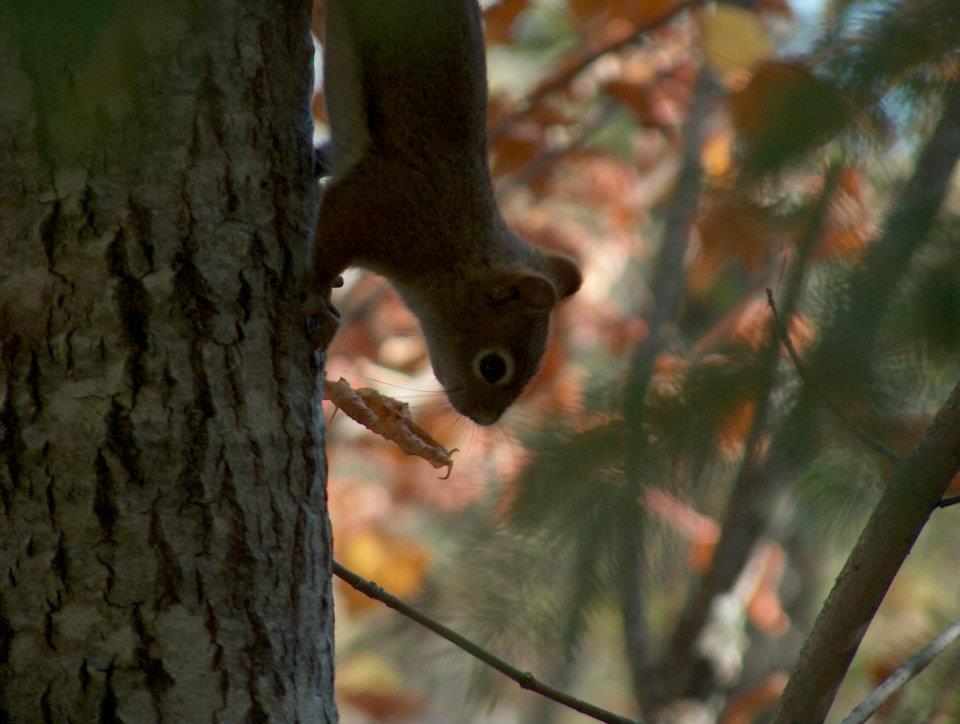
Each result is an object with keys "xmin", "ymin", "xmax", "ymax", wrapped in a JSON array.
[{"xmin": 410, "ymin": 249, "xmax": 581, "ymax": 425}]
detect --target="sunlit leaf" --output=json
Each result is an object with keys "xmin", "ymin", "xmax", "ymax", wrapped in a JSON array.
[
  {"xmin": 337, "ymin": 652, "xmax": 427, "ymax": 720},
  {"xmin": 337, "ymin": 529, "xmax": 432, "ymax": 613},
  {"xmin": 697, "ymin": 5, "xmax": 773, "ymax": 75},
  {"xmin": 701, "ymin": 127, "xmax": 735, "ymax": 180}
]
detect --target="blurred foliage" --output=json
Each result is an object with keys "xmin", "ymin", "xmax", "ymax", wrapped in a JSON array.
[{"xmin": 314, "ymin": 0, "xmax": 960, "ymax": 722}]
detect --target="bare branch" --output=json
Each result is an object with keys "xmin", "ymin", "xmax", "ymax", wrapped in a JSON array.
[
  {"xmin": 765, "ymin": 289, "xmax": 899, "ymax": 463},
  {"xmin": 771, "ymin": 375, "xmax": 960, "ymax": 723},
  {"xmin": 620, "ymin": 68, "xmax": 722, "ymax": 711},
  {"xmin": 654, "ymin": 164, "xmax": 843, "ymax": 707},
  {"xmin": 332, "ymin": 560, "xmax": 643, "ymax": 724},
  {"xmin": 841, "ymin": 617, "xmax": 960, "ymax": 724}
]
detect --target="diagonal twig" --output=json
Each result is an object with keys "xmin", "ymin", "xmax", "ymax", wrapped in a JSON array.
[
  {"xmin": 654, "ymin": 163, "xmax": 844, "ymax": 707},
  {"xmin": 840, "ymin": 617, "xmax": 960, "ymax": 724},
  {"xmin": 764, "ymin": 288, "xmax": 899, "ymax": 463},
  {"xmin": 620, "ymin": 67, "xmax": 722, "ymax": 712},
  {"xmin": 332, "ymin": 560, "xmax": 643, "ymax": 724}
]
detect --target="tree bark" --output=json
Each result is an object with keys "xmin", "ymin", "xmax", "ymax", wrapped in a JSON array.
[{"xmin": 0, "ymin": 1, "xmax": 336, "ymax": 721}]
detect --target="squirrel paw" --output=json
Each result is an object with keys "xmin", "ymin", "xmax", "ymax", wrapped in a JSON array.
[{"xmin": 303, "ymin": 274, "xmax": 344, "ymax": 352}]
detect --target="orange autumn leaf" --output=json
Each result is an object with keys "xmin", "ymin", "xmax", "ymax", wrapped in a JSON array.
[
  {"xmin": 716, "ymin": 400, "xmax": 756, "ymax": 455},
  {"xmin": 813, "ymin": 166, "xmax": 876, "ymax": 259},
  {"xmin": 702, "ymin": 127, "xmax": 735, "ymax": 179},
  {"xmin": 337, "ymin": 652, "xmax": 426, "ymax": 720},
  {"xmin": 491, "ymin": 122, "xmax": 544, "ymax": 177},
  {"xmin": 744, "ymin": 543, "xmax": 790, "ymax": 636},
  {"xmin": 337, "ymin": 529, "xmax": 432, "ymax": 613},
  {"xmin": 719, "ymin": 672, "xmax": 789, "ymax": 724},
  {"xmin": 693, "ymin": 295, "xmax": 814, "ymax": 357},
  {"xmin": 642, "ymin": 486, "xmax": 719, "ymax": 570},
  {"xmin": 695, "ymin": 192, "xmax": 780, "ymax": 277},
  {"xmin": 604, "ymin": 79, "xmax": 684, "ymax": 128},
  {"xmin": 748, "ymin": 584, "xmax": 789, "ymax": 636},
  {"xmin": 527, "ymin": 102, "xmax": 577, "ymax": 128},
  {"xmin": 649, "ymin": 353, "xmax": 690, "ymax": 400},
  {"xmin": 324, "ymin": 377, "xmax": 455, "ymax": 476}
]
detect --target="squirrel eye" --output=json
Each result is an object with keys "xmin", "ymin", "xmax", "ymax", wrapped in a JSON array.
[{"xmin": 473, "ymin": 349, "xmax": 515, "ymax": 386}]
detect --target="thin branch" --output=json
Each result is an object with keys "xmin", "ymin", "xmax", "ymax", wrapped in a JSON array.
[
  {"xmin": 331, "ymin": 560, "xmax": 643, "ymax": 724},
  {"xmin": 765, "ymin": 288, "xmax": 899, "ymax": 463},
  {"xmin": 771, "ymin": 374, "xmax": 960, "ymax": 724},
  {"xmin": 620, "ymin": 68, "xmax": 722, "ymax": 712},
  {"xmin": 490, "ymin": 0, "xmax": 703, "ymax": 140},
  {"xmin": 651, "ymin": 163, "xmax": 843, "ymax": 708},
  {"xmin": 841, "ymin": 617, "xmax": 960, "ymax": 724}
]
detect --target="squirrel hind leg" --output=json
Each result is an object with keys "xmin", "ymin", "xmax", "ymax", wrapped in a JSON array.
[
  {"xmin": 304, "ymin": 302, "xmax": 341, "ymax": 352},
  {"xmin": 302, "ymin": 272, "xmax": 344, "ymax": 351}
]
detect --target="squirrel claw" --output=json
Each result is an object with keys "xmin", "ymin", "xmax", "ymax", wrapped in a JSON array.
[
  {"xmin": 304, "ymin": 297, "xmax": 341, "ymax": 352},
  {"xmin": 302, "ymin": 273, "xmax": 343, "ymax": 351}
]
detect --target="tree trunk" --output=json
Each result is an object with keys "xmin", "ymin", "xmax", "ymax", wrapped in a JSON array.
[{"xmin": 0, "ymin": 1, "xmax": 337, "ymax": 721}]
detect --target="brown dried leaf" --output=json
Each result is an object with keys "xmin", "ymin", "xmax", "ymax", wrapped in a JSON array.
[
  {"xmin": 324, "ymin": 377, "xmax": 455, "ymax": 476},
  {"xmin": 719, "ymin": 672, "xmax": 789, "ymax": 724},
  {"xmin": 813, "ymin": 167, "xmax": 876, "ymax": 259},
  {"xmin": 695, "ymin": 191, "xmax": 781, "ymax": 277},
  {"xmin": 337, "ymin": 652, "xmax": 427, "ymax": 719},
  {"xmin": 491, "ymin": 122, "xmax": 545, "ymax": 177}
]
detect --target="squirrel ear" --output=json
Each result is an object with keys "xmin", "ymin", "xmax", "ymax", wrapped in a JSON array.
[
  {"xmin": 544, "ymin": 252, "xmax": 582, "ymax": 301},
  {"xmin": 485, "ymin": 271, "xmax": 558, "ymax": 311},
  {"xmin": 515, "ymin": 272, "xmax": 558, "ymax": 311}
]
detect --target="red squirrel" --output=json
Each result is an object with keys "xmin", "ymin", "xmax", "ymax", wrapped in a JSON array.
[{"xmin": 306, "ymin": 0, "xmax": 581, "ymax": 425}]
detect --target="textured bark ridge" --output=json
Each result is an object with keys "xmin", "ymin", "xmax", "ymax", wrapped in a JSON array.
[{"xmin": 0, "ymin": 1, "xmax": 336, "ymax": 721}]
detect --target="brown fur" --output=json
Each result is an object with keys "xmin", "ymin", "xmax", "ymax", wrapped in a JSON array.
[{"xmin": 310, "ymin": 0, "xmax": 581, "ymax": 424}]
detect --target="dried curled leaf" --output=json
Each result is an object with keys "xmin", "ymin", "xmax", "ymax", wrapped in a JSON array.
[{"xmin": 324, "ymin": 377, "xmax": 455, "ymax": 477}]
